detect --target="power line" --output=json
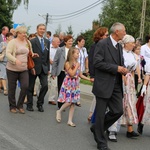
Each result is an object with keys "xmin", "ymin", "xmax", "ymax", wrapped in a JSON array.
[
  {"xmin": 50, "ymin": 0, "xmax": 103, "ymax": 17},
  {"xmin": 49, "ymin": 0, "xmax": 105, "ymax": 21}
]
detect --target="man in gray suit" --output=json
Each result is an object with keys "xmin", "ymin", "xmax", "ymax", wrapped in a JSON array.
[
  {"xmin": 0, "ymin": 26, "xmax": 9, "ymax": 43},
  {"xmin": 91, "ymin": 23, "xmax": 128, "ymax": 150},
  {"xmin": 27, "ymin": 24, "xmax": 50, "ymax": 112},
  {"xmin": 51, "ymin": 45, "xmax": 66, "ymax": 108},
  {"xmin": 0, "ymin": 26, "xmax": 9, "ymax": 91}
]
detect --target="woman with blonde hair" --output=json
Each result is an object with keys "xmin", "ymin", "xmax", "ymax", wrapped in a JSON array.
[{"xmin": 6, "ymin": 26, "xmax": 38, "ymax": 114}]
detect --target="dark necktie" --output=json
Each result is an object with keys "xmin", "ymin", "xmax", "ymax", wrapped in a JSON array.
[
  {"xmin": 41, "ymin": 38, "xmax": 44, "ymax": 52},
  {"xmin": 115, "ymin": 43, "xmax": 121, "ymax": 64},
  {"xmin": 115, "ymin": 43, "xmax": 119, "ymax": 50}
]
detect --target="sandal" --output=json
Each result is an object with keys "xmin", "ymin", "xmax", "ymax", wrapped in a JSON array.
[
  {"xmin": 56, "ymin": 110, "xmax": 61, "ymax": 123},
  {"xmin": 76, "ymin": 102, "xmax": 81, "ymax": 107},
  {"xmin": 67, "ymin": 122, "xmax": 76, "ymax": 127}
]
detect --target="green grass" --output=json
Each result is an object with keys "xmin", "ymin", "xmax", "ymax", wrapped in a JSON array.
[{"xmin": 80, "ymin": 79, "xmax": 92, "ymax": 86}]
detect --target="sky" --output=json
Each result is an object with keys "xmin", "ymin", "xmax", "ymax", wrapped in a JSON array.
[{"xmin": 12, "ymin": 0, "xmax": 103, "ymax": 36}]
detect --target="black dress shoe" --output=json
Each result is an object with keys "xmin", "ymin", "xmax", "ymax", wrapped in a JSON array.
[
  {"xmin": 90, "ymin": 126, "xmax": 98, "ymax": 143},
  {"xmin": 108, "ymin": 131, "xmax": 117, "ymax": 142},
  {"xmin": 26, "ymin": 107, "xmax": 34, "ymax": 111},
  {"xmin": 126, "ymin": 131, "xmax": 139, "ymax": 138},
  {"xmin": 97, "ymin": 145, "xmax": 110, "ymax": 150},
  {"xmin": 137, "ymin": 122, "xmax": 144, "ymax": 135},
  {"xmin": 37, "ymin": 106, "xmax": 44, "ymax": 112}
]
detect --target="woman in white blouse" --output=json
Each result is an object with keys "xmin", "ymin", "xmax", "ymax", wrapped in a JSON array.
[{"xmin": 121, "ymin": 34, "xmax": 141, "ymax": 138}]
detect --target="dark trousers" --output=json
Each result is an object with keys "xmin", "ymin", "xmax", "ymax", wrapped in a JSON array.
[
  {"xmin": 94, "ymin": 83, "xmax": 123, "ymax": 147},
  {"xmin": 6, "ymin": 69, "xmax": 29, "ymax": 109},
  {"xmin": 27, "ymin": 70, "xmax": 48, "ymax": 108},
  {"xmin": 57, "ymin": 71, "xmax": 66, "ymax": 109},
  {"xmin": 134, "ymin": 74, "xmax": 138, "ymax": 92}
]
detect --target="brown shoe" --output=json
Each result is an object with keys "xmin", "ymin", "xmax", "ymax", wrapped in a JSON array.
[
  {"xmin": 48, "ymin": 101, "xmax": 56, "ymax": 105},
  {"xmin": 18, "ymin": 108, "xmax": 25, "ymax": 114},
  {"xmin": 10, "ymin": 108, "xmax": 17, "ymax": 113}
]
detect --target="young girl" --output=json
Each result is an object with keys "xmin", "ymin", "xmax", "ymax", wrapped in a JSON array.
[{"xmin": 56, "ymin": 47, "xmax": 92, "ymax": 127}]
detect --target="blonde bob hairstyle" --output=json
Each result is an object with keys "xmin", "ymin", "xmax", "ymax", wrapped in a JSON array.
[{"xmin": 15, "ymin": 26, "xmax": 27, "ymax": 35}]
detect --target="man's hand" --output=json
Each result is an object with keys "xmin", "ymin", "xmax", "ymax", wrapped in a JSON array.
[
  {"xmin": 31, "ymin": 68, "xmax": 36, "ymax": 75},
  {"xmin": 50, "ymin": 59, "xmax": 53, "ymax": 65},
  {"xmin": 32, "ymin": 53, "xmax": 39, "ymax": 58},
  {"xmin": 51, "ymin": 75, "xmax": 56, "ymax": 79},
  {"xmin": 118, "ymin": 66, "xmax": 128, "ymax": 75}
]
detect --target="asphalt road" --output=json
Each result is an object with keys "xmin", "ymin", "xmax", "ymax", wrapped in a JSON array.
[{"xmin": 0, "ymin": 88, "xmax": 150, "ymax": 150}]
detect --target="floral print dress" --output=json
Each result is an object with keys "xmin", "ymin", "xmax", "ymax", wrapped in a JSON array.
[
  {"xmin": 57, "ymin": 65, "xmax": 80, "ymax": 103},
  {"xmin": 141, "ymin": 81, "xmax": 150, "ymax": 124},
  {"xmin": 121, "ymin": 50, "xmax": 138, "ymax": 125}
]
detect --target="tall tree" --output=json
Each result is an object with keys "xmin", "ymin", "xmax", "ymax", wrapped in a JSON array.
[
  {"xmin": 99, "ymin": 0, "xmax": 150, "ymax": 40},
  {"xmin": 0, "ymin": 0, "xmax": 29, "ymax": 30},
  {"xmin": 55, "ymin": 24, "xmax": 62, "ymax": 35},
  {"xmin": 80, "ymin": 29, "xmax": 96, "ymax": 52},
  {"xmin": 66, "ymin": 25, "xmax": 74, "ymax": 36}
]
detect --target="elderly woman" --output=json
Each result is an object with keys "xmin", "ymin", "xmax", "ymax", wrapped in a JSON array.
[
  {"xmin": 6, "ymin": 26, "xmax": 38, "ymax": 114},
  {"xmin": 0, "ymin": 32, "xmax": 14, "ymax": 95},
  {"xmin": 121, "ymin": 34, "xmax": 141, "ymax": 138}
]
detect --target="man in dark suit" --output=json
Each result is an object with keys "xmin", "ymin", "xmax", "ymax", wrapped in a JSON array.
[
  {"xmin": 91, "ymin": 22, "xmax": 128, "ymax": 150},
  {"xmin": 27, "ymin": 24, "xmax": 50, "ymax": 112}
]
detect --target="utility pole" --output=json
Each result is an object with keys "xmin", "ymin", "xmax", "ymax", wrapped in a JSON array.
[
  {"xmin": 38, "ymin": 13, "xmax": 51, "ymax": 37},
  {"xmin": 139, "ymin": 0, "xmax": 147, "ymax": 40},
  {"xmin": 45, "ymin": 13, "xmax": 49, "ymax": 33}
]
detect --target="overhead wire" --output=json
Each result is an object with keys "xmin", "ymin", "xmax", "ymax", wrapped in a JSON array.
[
  {"xmin": 50, "ymin": 0, "xmax": 103, "ymax": 17},
  {"xmin": 49, "ymin": 0, "xmax": 105, "ymax": 21}
]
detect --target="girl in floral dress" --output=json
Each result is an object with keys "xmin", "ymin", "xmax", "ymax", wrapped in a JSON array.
[{"xmin": 56, "ymin": 47, "xmax": 92, "ymax": 127}]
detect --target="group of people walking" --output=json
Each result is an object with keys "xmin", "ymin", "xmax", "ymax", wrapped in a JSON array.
[
  {"xmin": 88, "ymin": 23, "xmax": 150, "ymax": 150},
  {"xmin": 0, "ymin": 21, "xmax": 150, "ymax": 150},
  {"xmin": 0, "ymin": 24, "xmax": 90, "ymax": 124}
]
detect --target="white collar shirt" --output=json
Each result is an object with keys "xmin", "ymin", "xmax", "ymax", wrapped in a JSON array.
[
  {"xmin": 75, "ymin": 45, "xmax": 88, "ymax": 72},
  {"xmin": 50, "ymin": 44, "xmax": 58, "ymax": 72},
  {"xmin": 110, "ymin": 35, "xmax": 118, "ymax": 48}
]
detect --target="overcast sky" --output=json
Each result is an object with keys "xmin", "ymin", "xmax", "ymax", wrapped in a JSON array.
[{"xmin": 13, "ymin": 0, "xmax": 103, "ymax": 36}]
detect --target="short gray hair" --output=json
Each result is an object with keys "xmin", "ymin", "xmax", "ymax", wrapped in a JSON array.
[
  {"xmin": 110, "ymin": 22, "xmax": 124, "ymax": 33},
  {"xmin": 122, "ymin": 34, "xmax": 135, "ymax": 44}
]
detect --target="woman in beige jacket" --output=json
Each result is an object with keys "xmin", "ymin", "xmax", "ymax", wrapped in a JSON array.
[{"xmin": 6, "ymin": 26, "xmax": 38, "ymax": 114}]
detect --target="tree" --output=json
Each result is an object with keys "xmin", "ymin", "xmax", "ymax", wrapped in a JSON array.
[
  {"xmin": 75, "ymin": 20, "xmax": 100, "ymax": 51},
  {"xmin": 66, "ymin": 25, "xmax": 74, "ymax": 36},
  {"xmin": 80, "ymin": 29, "xmax": 96, "ymax": 52},
  {"xmin": 55, "ymin": 24, "xmax": 62, "ymax": 35},
  {"xmin": 99, "ymin": 0, "xmax": 150, "ymax": 40},
  {"xmin": 0, "ymin": 0, "xmax": 29, "ymax": 30}
]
